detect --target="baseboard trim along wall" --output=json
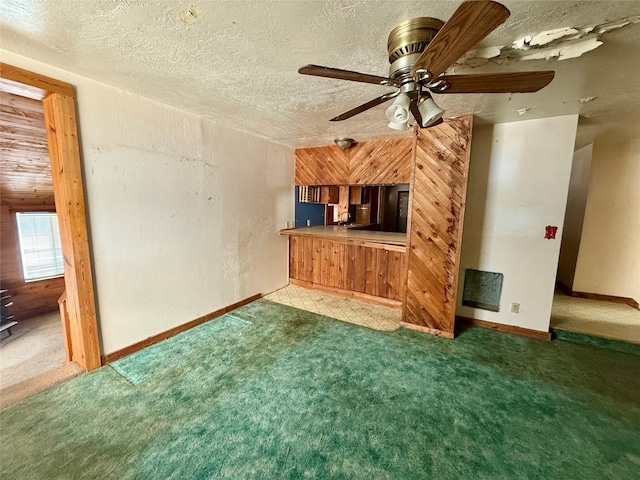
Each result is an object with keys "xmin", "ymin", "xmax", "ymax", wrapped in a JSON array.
[
  {"xmin": 400, "ymin": 322, "xmax": 455, "ymax": 339},
  {"xmin": 456, "ymin": 316, "xmax": 552, "ymax": 341},
  {"xmin": 101, "ymin": 293, "xmax": 262, "ymax": 365},
  {"xmin": 556, "ymin": 281, "xmax": 639, "ymax": 310},
  {"xmin": 570, "ymin": 291, "xmax": 639, "ymax": 310}
]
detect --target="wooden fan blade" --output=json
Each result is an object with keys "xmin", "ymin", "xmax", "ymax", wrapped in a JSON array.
[
  {"xmin": 330, "ymin": 94, "xmax": 395, "ymax": 121},
  {"xmin": 411, "ymin": 1, "xmax": 510, "ymax": 79},
  {"xmin": 299, "ymin": 65, "xmax": 399, "ymax": 87},
  {"xmin": 438, "ymin": 71, "xmax": 555, "ymax": 93}
]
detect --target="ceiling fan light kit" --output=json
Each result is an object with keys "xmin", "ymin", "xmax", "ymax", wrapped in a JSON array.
[
  {"xmin": 386, "ymin": 92, "xmax": 411, "ymax": 130},
  {"xmin": 417, "ymin": 95, "xmax": 445, "ymax": 128},
  {"xmin": 298, "ymin": 1, "xmax": 555, "ymax": 131}
]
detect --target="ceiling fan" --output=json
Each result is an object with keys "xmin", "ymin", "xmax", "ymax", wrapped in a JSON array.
[{"xmin": 298, "ymin": 0, "xmax": 555, "ymax": 130}]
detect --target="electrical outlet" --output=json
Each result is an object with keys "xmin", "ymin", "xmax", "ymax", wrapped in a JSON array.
[{"xmin": 511, "ymin": 303, "xmax": 520, "ymax": 313}]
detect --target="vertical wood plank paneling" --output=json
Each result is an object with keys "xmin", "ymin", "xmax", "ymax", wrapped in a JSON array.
[
  {"xmin": 295, "ymin": 146, "xmax": 349, "ymax": 185},
  {"xmin": 363, "ymin": 247, "xmax": 379, "ymax": 296},
  {"xmin": 312, "ymin": 238, "xmax": 323, "ymax": 284},
  {"xmin": 303, "ymin": 237, "xmax": 314, "ymax": 282},
  {"xmin": 403, "ymin": 116, "xmax": 473, "ymax": 336},
  {"xmin": 349, "ymin": 137, "xmax": 413, "ymax": 184},
  {"xmin": 289, "ymin": 236, "xmax": 298, "ymax": 280},
  {"xmin": 328, "ymin": 240, "xmax": 340, "ymax": 288},
  {"xmin": 337, "ymin": 243, "xmax": 348, "ymax": 290},
  {"xmin": 376, "ymin": 249, "xmax": 389, "ymax": 297},
  {"xmin": 386, "ymin": 250, "xmax": 402, "ymax": 300},
  {"xmin": 287, "ymin": 235, "xmax": 406, "ymax": 303},
  {"xmin": 319, "ymin": 239, "xmax": 331, "ymax": 285},
  {"xmin": 344, "ymin": 243, "xmax": 356, "ymax": 291},
  {"xmin": 353, "ymin": 245, "xmax": 367, "ymax": 293}
]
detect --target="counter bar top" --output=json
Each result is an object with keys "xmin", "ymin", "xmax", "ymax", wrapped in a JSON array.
[{"xmin": 280, "ymin": 225, "xmax": 406, "ymax": 247}]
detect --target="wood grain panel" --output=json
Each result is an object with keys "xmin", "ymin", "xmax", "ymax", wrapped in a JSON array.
[
  {"xmin": 295, "ymin": 145, "xmax": 349, "ymax": 185},
  {"xmin": 403, "ymin": 116, "xmax": 473, "ymax": 336},
  {"xmin": 288, "ymin": 236, "xmax": 406, "ymax": 303},
  {"xmin": 348, "ymin": 137, "xmax": 413, "ymax": 184},
  {"xmin": 0, "ymin": 93, "xmax": 54, "ymax": 206},
  {"xmin": 43, "ymin": 93, "xmax": 101, "ymax": 371}
]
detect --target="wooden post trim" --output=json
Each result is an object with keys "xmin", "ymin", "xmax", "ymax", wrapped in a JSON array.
[{"xmin": 43, "ymin": 93, "xmax": 101, "ymax": 371}]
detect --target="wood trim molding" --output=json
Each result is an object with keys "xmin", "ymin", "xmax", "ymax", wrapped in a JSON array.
[
  {"xmin": 43, "ymin": 92, "xmax": 101, "ymax": 371},
  {"xmin": 0, "ymin": 63, "xmax": 74, "ymax": 100},
  {"xmin": 101, "ymin": 294, "xmax": 262, "ymax": 365},
  {"xmin": 572, "ymin": 291, "xmax": 638, "ymax": 310},
  {"xmin": 400, "ymin": 322, "xmax": 455, "ymax": 339},
  {"xmin": 457, "ymin": 316, "xmax": 552, "ymax": 341},
  {"xmin": 556, "ymin": 281, "xmax": 638, "ymax": 310},
  {"xmin": 290, "ymin": 278, "xmax": 402, "ymax": 309},
  {"xmin": 280, "ymin": 230, "xmax": 407, "ymax": 251}
]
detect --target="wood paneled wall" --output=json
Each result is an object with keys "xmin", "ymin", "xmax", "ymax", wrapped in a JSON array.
[
  {"xmin": 0, "ymin": 204, "xmax": 65, "ymax": 320},
  {"xmin": 295, "ymin": 136, "xmax": 413, "ymax": 186},
  {"xmin": 295, "ymin": 145, "xmax": 349, "ymax": 185},
  {"xmin": 349, "ymin": 137, "xmax": 413, "ymax": 184},
  {"xmin": 289, "ymin": 236, "xmax": 406, "ymax": 302},
  {"xmin": 403, "ymin": 116, "xmax": 473, "ymax": 336},
  {"xmin": 0, "ymin": 93, "xmax": 54, "ymax": 206}
]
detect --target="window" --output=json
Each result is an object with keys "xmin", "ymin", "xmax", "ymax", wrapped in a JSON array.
[{"xmin": 15, "ymin": 212, "xmax": 64, "ymax": 282}]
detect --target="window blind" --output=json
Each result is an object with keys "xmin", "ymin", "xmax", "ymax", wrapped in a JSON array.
[{"xmin": 15, "ymin": 212, "xmax": 64, "ymax": 281}]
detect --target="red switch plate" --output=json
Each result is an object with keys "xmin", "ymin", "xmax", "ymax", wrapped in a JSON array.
[{"xmin": 545, "ymin": 226, "xmax": 558, "ymax": 239}]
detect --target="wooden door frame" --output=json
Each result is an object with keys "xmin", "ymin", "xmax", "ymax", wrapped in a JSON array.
[{"xmin": 1, "ymin": 63, "xmax": 101, "ymax": 371}]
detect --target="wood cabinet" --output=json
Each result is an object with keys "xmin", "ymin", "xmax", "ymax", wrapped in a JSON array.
[
  {"xmin": 288, "ymin": 236, "xmax": 406, "ymax": 305},
  {"xmin": 320, "ymin": 186, "xmax": 339, "ymax": 204}
]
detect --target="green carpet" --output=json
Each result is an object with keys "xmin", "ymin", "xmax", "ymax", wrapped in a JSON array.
[
  {"xmin": 1, "ymin": 299, "xmax": 639, "ymax": 479},
  {"xmin": 552, "ymin": 328, "xmax": 640, "ymax": 356}
]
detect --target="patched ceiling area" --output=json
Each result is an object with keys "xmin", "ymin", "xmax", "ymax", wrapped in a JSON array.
[{"xmin": 1, "ymin": 0, "xmax": 639, "ymax": 148}]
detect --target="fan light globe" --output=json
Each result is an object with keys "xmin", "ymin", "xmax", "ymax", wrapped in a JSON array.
[
  {"xmin": 417, "ymin": 96, "xmax": 445, "ymax": 127},
  {"xmin": 387, "ymin": 93, "xmax": 410, "ymax": 126}
]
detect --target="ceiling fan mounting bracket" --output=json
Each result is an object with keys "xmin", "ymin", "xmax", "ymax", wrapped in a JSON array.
[{"xmin": 387, "ymin": 17, "xmax": 445, "ymax": 64}]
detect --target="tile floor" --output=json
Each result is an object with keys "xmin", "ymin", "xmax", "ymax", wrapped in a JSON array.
[
  {"xmin": 550, "ymin": 294, "xmax": 640, "ymax": 344},
  {"xmin": 265, "ymin": 285, "xmax": 401, "ymax": 332}
]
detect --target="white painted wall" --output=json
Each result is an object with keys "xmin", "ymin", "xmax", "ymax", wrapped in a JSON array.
[
  {"xmin": 457, "ymin": 115, "xmax": 579, "ymax": 332},
  {"xmin": 573, "ymin": 138, "xmax": 640, "ymax": 303},
  {"xmin": 556, "ymin": 144, "xmax": 593, "ymax": 289},
  {"xmin": 1, "ymin": 50, "xmax": 294, "ymax": 354}
]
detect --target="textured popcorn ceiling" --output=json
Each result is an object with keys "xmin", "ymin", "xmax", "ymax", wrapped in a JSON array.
[{"xmin": 1, "ymin": 0, "xmax": 639, "ymax": 147}]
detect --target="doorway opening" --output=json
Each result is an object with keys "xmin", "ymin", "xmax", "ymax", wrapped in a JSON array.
[{"xmin": 0, "ymin": 63, "xmax": 100, "ymax": 405}]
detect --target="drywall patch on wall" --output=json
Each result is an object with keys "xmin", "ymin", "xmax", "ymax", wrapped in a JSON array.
[{"xmin": 456, "ymin": 14, "xmax": 640, "ymax": 66}]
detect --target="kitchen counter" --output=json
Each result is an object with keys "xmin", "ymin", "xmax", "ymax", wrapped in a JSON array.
[{"xmin": 280, "ymin": 225, "xmax": 406, "ymax": 247}]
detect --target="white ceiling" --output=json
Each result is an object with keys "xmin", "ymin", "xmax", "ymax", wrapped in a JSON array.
[{"xmin": 1, "ymin": 0, "xmax": 639, "ymax": 148}]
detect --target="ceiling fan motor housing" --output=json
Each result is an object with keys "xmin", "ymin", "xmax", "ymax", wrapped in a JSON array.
[{"xmin": 387, "ymin": 17, "xmax": 444, "ymax": 79}]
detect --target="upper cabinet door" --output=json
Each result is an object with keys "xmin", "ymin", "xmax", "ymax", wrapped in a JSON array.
[
  {"xmin": 349, "ymin": 137, "xmax": 413, "ymax": 185},
  {"xmin": 295, "ymin": 145, "xmax": 349, "ymax": 185}
]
